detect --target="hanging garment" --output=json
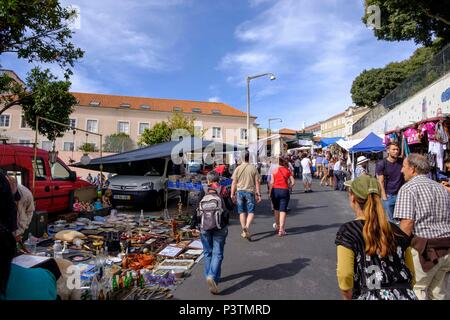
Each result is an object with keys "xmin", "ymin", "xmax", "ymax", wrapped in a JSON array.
[
  {"xmin": 429, "ymin": 141, "xmax": 445, "ymax": 171},
  {"xmin": 420, "ymin": 122, "xmax": 437, "ymax": 142},
  {"xmin": 403, "ymin": 135, "xmax": 411, "ymax": 157},
  {"xmin": 403, "ymin": 128, "xmax": 421, "ymax": 145},
  {"xmin": 435, "ymin": 122, "xmax": 449, "ymax": 145}
]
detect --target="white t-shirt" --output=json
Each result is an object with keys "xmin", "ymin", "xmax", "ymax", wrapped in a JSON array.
[
  {"xmin": 294, "ymin": 159, "xmax": 301, "ymax": 167},
  {"xmin": 301, "ymin": 158, "xmax": 312, "ymax": 174},
  {"xmin": 334, "ymin": 161, "xmax": 341, "ymax": 171}
]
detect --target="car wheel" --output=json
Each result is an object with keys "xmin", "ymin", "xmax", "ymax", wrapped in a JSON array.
[{"xmin": 154, "ymin": 191, "xmax": 164, "ymax": 210}]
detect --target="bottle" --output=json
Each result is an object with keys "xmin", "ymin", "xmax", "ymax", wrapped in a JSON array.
[
  {"xmin": 139, "ymin": 210, "xmax": 145, "ymax": 226},
  {"xmin": 90, "ymin": 274, "xmax": 99, "ymax": 300},
  {"xmin": 112, "ymin": 275, "xmax": 118, "ymax": 291},
  {"xmin": 53, "ymin": 240, "xmax": 63, "ymax": 259},
  {"xmin": 26, "ymin": 233, "xmax": 37, "ymax": 254}
]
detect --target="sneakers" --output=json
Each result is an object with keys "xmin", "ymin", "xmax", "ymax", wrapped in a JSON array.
[
  {"xmin": 241, "ymin": 228, "xmax": 251, "ymax": 240},
  {"xmin": 272, "ymin": 223, "xmax": 279, "ymax": 232},
  {"xmin": 206, "ymin": 276, "xmax": 219, "ymax": 294}
]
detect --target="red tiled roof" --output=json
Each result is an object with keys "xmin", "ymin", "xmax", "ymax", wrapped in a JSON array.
[
  {"xmin": 71, "ymin": 92, "xmax": 249, "ymax": 117},
  {"xmin": 279, "ymin": 128, "xmax": 298, "ymax": 135}
]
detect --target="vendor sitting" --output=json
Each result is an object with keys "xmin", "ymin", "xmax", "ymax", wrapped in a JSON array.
[
  {"xmin": 0, "ymin": 223, "xmax": 57, "ymax": 300},
  {"xmin": 73, "ymin": 197, "xmax": 82, "ymax": 212}
]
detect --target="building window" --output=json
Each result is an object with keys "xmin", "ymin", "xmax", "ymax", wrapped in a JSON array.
[
  {"xmin": 140, "ymin": 105, "xmax": 151, "ymax": 110},
  {"xmin": 0, "ymin": 115, "xmax": 10, "ymax": 127},
  {"xmin": 194, "ymin": 126, "xmax": 203, "ymax": 135},
  {"xmin": 120, "ymin": 103, "xmax": 131, "ymax": 108},
  {"xmin": 118, "ymin": 121, "xmax": 130, "ymax": 134},
  {"xmin": 173, "ymin": 107, "xmax": 182, "ymax": 112},
  {"xmin": 192, "ymin": 108, "xmax": 201, "ymax": 113},
  {"xmin": 240, "ymin": 128, "xmax": 247, "ymax": 140},
  {"xmin": 89, "ymin": 101, "xmax": 100, "ymax": 107},
  {"xmin": 63, "ymin": 142, "xmax": 74, "ymax": 151},
  {"xmin": 20, "ymin": 115, "xmax": 28, "ymax": 128},
  {"xmin": 212, "ymin": 110, "xmax": 221, "ymax": 115},
  {"xmin": 69, "ymin": 118, "xmax": 77, "ymax": 129},
  {"xmin": 138, "ymin": 123, "xmax": 149, "ymax": 135},
  {"xmin": 19, "ymin": 139, "xmax": 31, "ymax": 145},
  {"xmin": 86, "ymin": 119, "xmax": 98, "ymax": 133},
  {"xmin": 42, "ymin": 141, "xmax": 52, "ymax": 151},
  {"xmin": 212, "ymin": 127, "xmax": 222, "ymax": 139}
]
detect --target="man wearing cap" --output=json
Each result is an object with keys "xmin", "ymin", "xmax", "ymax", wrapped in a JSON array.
[{"xmin": 355, "ymin": 156, "xmax": 369, "ymax": 178}]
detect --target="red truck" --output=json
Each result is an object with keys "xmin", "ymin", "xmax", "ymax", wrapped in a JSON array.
[{"xmin": 0, "ymin": 144, "xmax": 91, "ymax": 214}]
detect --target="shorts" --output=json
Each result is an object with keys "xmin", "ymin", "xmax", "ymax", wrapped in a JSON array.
[
  {"xmin": 328, "ymin": 169, "xmax": 334, "ymax": 178},
  {"xmin": 271, "ymin": 188, "xmax": 290, "ymax": 212},
  {"xmin": 303, "ymin": 173, "xmax": 312, "ymax": 184},
  {"xmin": 237, "ymin": 191, "xmax": 256, "ymax": 214}
]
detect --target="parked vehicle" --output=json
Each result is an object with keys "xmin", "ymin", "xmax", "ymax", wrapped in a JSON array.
[
  {"xmin": 0, "ymin": 144, "xmax": 91, "ymax": 214},
  {"xmin": 108, "ymin": 158, "xmax": 180, "ymax": 209}
]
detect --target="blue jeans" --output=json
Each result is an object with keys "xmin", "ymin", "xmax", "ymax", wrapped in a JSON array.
[
  {"xmin": 237, "ymin": 191, "xmax": 256, "ymax": 214},
  {"xmin": 200, "ymin": 227, "xmax": 228, "ymax": 283},
  {"xmin": 382, "ymin": 194, "xmax": 397, "ymax": 221}
]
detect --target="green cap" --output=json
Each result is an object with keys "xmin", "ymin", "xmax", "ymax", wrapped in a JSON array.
[{"xmin": 344, "ymin": 175, "xmax": 381, "ymax": 200}]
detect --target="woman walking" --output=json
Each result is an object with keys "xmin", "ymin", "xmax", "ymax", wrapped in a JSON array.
[
  {"xmin": 269, "ymin": 157, "xmax": 295, "ymax": 237},
  {"xmin": 335, "ymin": 175, "xmax": 417, "ymax": 300},
  {"xmin": 321, "ymin": 155, "xmax": 330, "ymax": 186}
]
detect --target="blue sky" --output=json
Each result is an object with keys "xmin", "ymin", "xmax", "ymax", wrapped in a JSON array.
[{"xmin": 1, "ymin": 0, "xmax": 418, "ymax": 130}]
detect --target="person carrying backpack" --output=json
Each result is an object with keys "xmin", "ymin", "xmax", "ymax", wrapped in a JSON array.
[{"xmin": 190, "ymin": 171, "xmax": 229, "ymax": 294}]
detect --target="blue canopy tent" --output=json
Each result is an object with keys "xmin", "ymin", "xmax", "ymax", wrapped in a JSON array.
[
  {"xmin": 349, "ymin": 132, "xmax": 385, "ymax": 179},
  {"xmin": 320, "ymin": 137, "xmax": 344, "ymax": 148},
  {"xmin": 349, "ymin": 132, "xmax": 385, "ymax": 153}
]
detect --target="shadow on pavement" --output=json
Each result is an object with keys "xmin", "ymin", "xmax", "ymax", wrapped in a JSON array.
[
  {"xmin": 284, "ymin": 223, "xmax": 343, "ymax": 236},
  {"xmin": 218, "ymin": 257, "xmax": 310, "ymax": 296}
]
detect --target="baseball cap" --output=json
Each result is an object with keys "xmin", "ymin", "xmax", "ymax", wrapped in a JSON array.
[{"xmin": 344, "ymin": 175, "xmax": 381, "ymax": 200}]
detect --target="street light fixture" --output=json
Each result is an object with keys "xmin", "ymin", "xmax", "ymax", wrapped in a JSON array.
[
  {"xmin": 246, "ymin": 72, "xmax": 276, "ymax": 148},
  {"xmin": 268, "ymin": 118, "xmax": 282, "ymax": 135}
]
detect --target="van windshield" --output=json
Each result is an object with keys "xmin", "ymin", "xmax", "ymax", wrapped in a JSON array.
[{"xmin": 144, "ymin": 166, "xmax": 161, "ymax": 176}]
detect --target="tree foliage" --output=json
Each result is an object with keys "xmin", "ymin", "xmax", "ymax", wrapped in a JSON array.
[
  {"xmin": 351, "ymin": 47, "xmax": 434, "ymax": 107},
  {"xmin": 138, "ymin": 112, "xmax": 205, "ymax": 147},
  {"xmin": 363, "ymin": 0, "xmax": 450, "ymax": 48},
  {"xmin": 103, "ymin": 133, "xmax": 135, "ymax": 153},
  {"xmin": 79, "ymin": 142, "xmax": 97, "ymax": 153},
  {"xmin": 0, "ymin": 0, "xmax": 83, "ymax": 141}
]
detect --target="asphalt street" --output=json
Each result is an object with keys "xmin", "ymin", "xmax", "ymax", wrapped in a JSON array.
[{"xmin": 172, "ymin": 179, "xmax": 450, "ymax": 300}]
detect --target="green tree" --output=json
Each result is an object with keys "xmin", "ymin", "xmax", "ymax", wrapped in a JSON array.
[
  {"xmin": 79, "ymin": 142, "xmax": 97, "ymax": 153},
  {"xmin": 137, "ymin": 112, "xmax": 206, "ymax": 147},
  {"xmin": 103, "ymin": 133, "xmax": 135, "ymax": 153},
  {"xmin": 138, "ymin": 122, "xmax": 171, "ymax": 147},
  {"xmin": 363, "ymin": 0, "xmax": 450, "ymax": 48},
  {"xmin": 0, "ymin": 0, "xmax": 83, "ymax": 140},
  {"xmin": 351, "ymin": 47, "xmax": 434, "ymax": 107}
]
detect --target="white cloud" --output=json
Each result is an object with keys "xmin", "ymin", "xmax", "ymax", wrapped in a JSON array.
[{"xmin": 208, "ymin": 96, "xmax": 221, "ymax": 102}]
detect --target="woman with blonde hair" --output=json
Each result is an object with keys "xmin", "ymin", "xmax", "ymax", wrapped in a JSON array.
[{"xmin": 335, "ymin": 175, "xmax": 417, "ymax": 300}]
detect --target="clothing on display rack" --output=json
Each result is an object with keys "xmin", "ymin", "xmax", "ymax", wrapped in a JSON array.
[
  {"xmin": 419, "ymin": 122, "xmax": 437, "ymax": 142},
  {"xmin": 435, "ymin": 122, "xmax": 449, "ymax": 145},
  {"xmin": 403, "ymin": 128, "xmax": 421, "ymax": 145},
  {"xmin": 429, "ymin": 141, "xmax": 446, "ymax": 171}
]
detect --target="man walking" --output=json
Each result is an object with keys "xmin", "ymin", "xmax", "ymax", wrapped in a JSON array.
[
  {"xmin": 376, "ymin": 142, "xmax": 404, "ymax": 221},
  {"xmin": 394, "ymin": 153, "xmax": 450, "ymax": 300},
  {"xmin": 301, "ymin": 153, "xmax": 313, "ymax": 193},
  {"xmin": 191, "ymin": 171, "xmax": 229, "ymax": 294},
  {"xmin": 231, "ymin": 150, "xmax": 261, "ymax": 241},
  {"xmin": 294, "ymin": 157, "xmax": 301, "ymax": 179}
]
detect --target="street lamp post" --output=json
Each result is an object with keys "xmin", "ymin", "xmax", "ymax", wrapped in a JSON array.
[
  {"xmin": 268, "ymin": 118, "xmax": 282, "ymax": 136},
  {"xmin": 246, "ymin": 73, "xmax": 276, "ymax": 148}
]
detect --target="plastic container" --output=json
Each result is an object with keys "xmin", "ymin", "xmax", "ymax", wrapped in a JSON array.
[
  {"xmin": 25, "ymin": 234, "xmax": 37, "ymax": 254},
  {"xmin": 53, "ymin": 240, "xmax": 63, "ymax": 259}
]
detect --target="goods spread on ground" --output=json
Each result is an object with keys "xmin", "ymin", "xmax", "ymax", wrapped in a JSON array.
[{"xmin": 21, "ymin": 211, "xmax": 203, "ymax": 300}]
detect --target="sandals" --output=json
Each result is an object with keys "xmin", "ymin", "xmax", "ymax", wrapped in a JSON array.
[{"xmin": 278, "ymin": 229, "xmax": 286, "ymax": 237}]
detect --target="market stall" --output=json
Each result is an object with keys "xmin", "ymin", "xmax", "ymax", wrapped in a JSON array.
[{"xmin": 384, "ymin": 116, "xmax": 449, "ymax": 181}]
